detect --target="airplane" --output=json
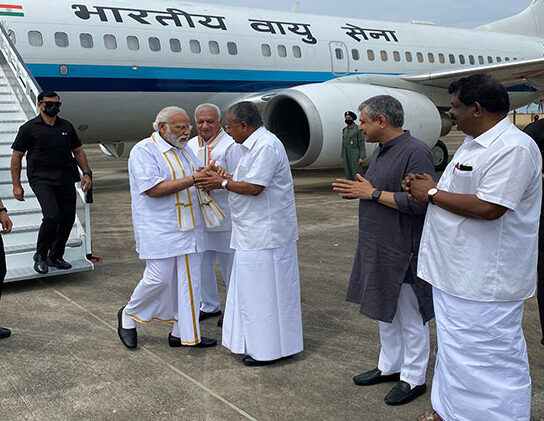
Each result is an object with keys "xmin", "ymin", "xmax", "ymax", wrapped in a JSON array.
[{"xmin": 1, "ymin": 0, "xmax": 544, "ymax": 170}]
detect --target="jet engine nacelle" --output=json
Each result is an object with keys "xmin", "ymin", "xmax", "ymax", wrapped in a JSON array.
[{"xmin": 262, "ymin": 83, "xmax": 443, "ymax": 168}]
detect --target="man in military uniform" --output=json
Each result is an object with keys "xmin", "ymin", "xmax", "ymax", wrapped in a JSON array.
[{"xmin": 342, "ymin": 111, "xmax": 366, "ymax": 180}]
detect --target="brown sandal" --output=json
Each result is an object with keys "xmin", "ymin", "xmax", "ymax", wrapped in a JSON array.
[{"xmin": 417, "ymin": 409, "xmax": 442, "ymax": 421}]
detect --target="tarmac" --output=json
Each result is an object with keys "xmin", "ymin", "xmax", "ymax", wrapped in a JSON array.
[{"xmin": 1, "ymin": 132, "xmax": 544, "ymax": 421}]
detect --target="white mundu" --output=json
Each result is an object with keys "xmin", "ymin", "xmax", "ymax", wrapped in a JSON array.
[
  {"xmin": 418, "ymin": 118, "xmax": 542, "ymax": 421},
  {"xmin": 188, "ymin": 130, "xmax": 241, "ymax": 313},
  {"xmin": 222, "ymin": 126, "xmax": 303, "ymax": 361},
  {"xmin": 124, "ymin": 132, "xmax": 215, "ymax": 345}
]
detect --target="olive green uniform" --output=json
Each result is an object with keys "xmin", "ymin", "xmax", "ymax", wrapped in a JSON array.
[{"xmin": 342, "ymin": 124, "xmax": 366, "ymax": 180}]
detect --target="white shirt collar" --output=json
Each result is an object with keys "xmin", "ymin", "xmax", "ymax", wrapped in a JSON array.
[
  {"xmin": 465, "ymin": 117, "xmax": 511, "ymax": 149},
  {"xmin": 241, "ymin": 126, "xmax": 266, "ymax": 150},
  {"xmin": 151, "ymin": 131, "xmax": 175, "ymax": 153}
]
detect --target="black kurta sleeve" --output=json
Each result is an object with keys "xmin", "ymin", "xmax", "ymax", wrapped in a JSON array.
[{"xmin": 11, "ymin": 123, "xmax": 30, "ymax": 152}]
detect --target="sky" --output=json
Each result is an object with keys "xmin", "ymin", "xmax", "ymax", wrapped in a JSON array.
[{"xmin": 200, "ymin": 0, "xmax": 533, "ymax": 29}]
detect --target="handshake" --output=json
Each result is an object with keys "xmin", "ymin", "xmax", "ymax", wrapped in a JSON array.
[{"xmin": 193, "ymin": 159, "xmax": 231, "ymax": 192}]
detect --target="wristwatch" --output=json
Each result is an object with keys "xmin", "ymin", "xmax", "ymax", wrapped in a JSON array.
[
  {"xmin": 0, "ymin": 207, "xmax": 7, "ymax": 213},
  {"xmin": 82, "ymin": 171, "xmax": 91, "ymax": 177},
  {"xmin": 428, "ymin": 188, "xmax": 439, "ymax": 204},
  {"xmin": 221, "ymin": 178, "xmax": 229, "ymax": 190},
  {"xmin": 371, "ymin": 189, "xmax": 382, "ymax": 202}
]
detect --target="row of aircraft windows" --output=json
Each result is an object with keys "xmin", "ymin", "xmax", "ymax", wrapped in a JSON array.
[
  {"xmin": 338, "ymin": 48, "xmax": 517, "ymax": 65},
  {"xmin": 25, "ymin": 31, "xmax": 239, "ymax": 55}
]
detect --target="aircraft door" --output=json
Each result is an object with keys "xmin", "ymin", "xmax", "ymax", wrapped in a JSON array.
[{"xmin": 329, "ymin": 41, "xmax": 349, "ymax": 75}]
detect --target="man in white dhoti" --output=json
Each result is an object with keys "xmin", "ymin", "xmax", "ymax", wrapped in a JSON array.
[
  {"xmin": 405, "ymin": 74, "xmax": 541, "ymax": 421},
  {"xmin": 188, "ymin": 103, "xmax": 240, "ymax": 326},
  {"xmin": 196, "ymin": 101, "xmax": 303, "ymax": 366},
  {"xmin": 117, "ymin": 106, "xmax": 224, "ymax": 349}
]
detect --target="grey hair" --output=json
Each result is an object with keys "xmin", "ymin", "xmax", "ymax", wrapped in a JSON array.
[
  {"xmin": 194, "ymin": 103, "xmax": 222, "ymax": 121},
  {"xmin": 358, "ymin": 95, "xmax": 404, "ymax": 128},
  {"xmin": 227, "ymin": 101, "xmax": 263, "ymax": 128},
  {"xmin": 153, "ymin": 106, "xmax": 188, "ymax": 131}
]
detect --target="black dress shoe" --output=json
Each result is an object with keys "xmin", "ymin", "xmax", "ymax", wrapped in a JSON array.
[
  {"xmin": 0, "ymin": 327, "xmax": 11, "ymax": 339},
  {"xmin": 353, "ymin": 368, "xmax": 400, "ymax": 386},
  {"xmin": 199, "ymin": 310, "xmax": 221, "ymax": 321},
  {"xmin": 117, "ymin": 307, "xmax": 137, "ymax": 349},
  {"xmin": 47, "ymin": 257, "xmax": 72, "ymax": 270},
  {"xmin": 33, "ymin": 255, "xmax": 48, "ymax": 274},
  {"xmin": 242, "ymin": 355, "xmax": 293, "ymax": 367},
  {"xmin": 384, "ymin": 381, "xmax": 427, "ymax": 406},
  {"xmin": 168, "ymin": 333, "xmax": 217, "ymax": 348},
  {"xmin": 217, "ymin": 315, "xmax": 223, "ymax": 327}
]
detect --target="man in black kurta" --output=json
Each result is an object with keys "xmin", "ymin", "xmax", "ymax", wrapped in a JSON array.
[{"xmin": 333, "ymin": 95, "xmax": 434, "ymax": 406}]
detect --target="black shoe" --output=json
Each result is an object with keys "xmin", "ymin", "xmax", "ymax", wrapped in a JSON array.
[
  {"xmin": 353, "ymin": 368, "xmax": 400, "ymax": 386},
  {"xmin": 0, "ymin": 327, "xmax": 11, "ymax": 339},
  {"xmin": 217, "ymin": 315, "xmax": 223, "ymax": 327},
  {"xmin": 47, "ymin": 257, "xmax": 72, "ymax": 270},
  {"xmin": 199, "ymin": 310, "xmax": 221, "ymax": 321},
  {"xmin": 242, "ymin": 355, "xmax": 293, "ymax": 367},
  {"xmin": 168, "ymin": 333, "xmax": 217, "ymax": 348},
  {"xmin": 33, "ymin": 255, "xmax": 48, "ymax": 274},
  {"xmin": 384, "ymin": 381, "xmax": 427, "ymax": 406},
  {"xmin": 117, "ymin": 307, "xmax": 137, "ymax": 349},
  {"xmin": 541, "ymin": 337, "xmax": 544, "ymax": 346}
]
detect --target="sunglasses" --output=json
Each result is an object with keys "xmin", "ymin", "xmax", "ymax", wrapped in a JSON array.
[{"xmin": 39, "ymin": 101, "xmax": 62, "ymax": 107}]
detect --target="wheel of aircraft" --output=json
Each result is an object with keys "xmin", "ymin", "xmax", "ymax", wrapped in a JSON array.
[{"xmin": 431, "ymin": 140, "xmax": 448, "ymax": 172}]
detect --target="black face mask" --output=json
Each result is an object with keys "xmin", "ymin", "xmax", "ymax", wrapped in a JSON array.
[
  {"xmin": 43, "ymin": 104, "xmax": 61, "ymax": 117},
  {"xmin": 345, "ymin": 119, "xmax": 354, "ymax": 125}
]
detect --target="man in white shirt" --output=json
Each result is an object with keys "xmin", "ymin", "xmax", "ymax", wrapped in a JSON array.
[
  {"xmin": 405, "ymin": 74, "xmax": 542, "ymax": 421},
  {"xmin": 196, "ymin": 101, "xmax": 303, "ymax": 366},
  {"xmin": 117, "ymin": 106, "xmax": 224, "ymax": 350},
  {"xmin": 188, "ymin": 103, "xmax": 239, "ymax": 326}
]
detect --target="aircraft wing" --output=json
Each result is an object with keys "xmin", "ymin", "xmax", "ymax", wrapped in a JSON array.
[{"xmin": 401, "ymin": 57, "xmax": 544, "ymax": 90}]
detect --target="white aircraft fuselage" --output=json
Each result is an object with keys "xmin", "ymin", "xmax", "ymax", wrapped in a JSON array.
[{"xmin": 1, "ymin": 1, "xmax": 544, "ymax": 167}]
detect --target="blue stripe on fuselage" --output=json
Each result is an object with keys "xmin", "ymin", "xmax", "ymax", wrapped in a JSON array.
[{"xmin": 26, "ymin": 63, "xmax": 536, "ymax": 93}]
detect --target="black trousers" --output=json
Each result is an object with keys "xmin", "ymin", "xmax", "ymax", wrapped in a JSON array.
[
  {"xmin": 0, "ymin": 236, "xmax": 6, "ymax": 300},
  {"xmin": 32, "ymin": 183, "xmax": 76, "ymax": 260},
  {"xmin": 538, "ymin": 217, "xmax": 544, "ymax": 340}
]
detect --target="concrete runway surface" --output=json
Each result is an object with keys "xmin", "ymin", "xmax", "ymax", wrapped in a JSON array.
[{"xmin": 1, "ymin": 132, "xmax": 543, "ymax": 421}]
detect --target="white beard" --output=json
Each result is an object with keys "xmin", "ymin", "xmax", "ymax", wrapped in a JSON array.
[{"xmin": 166, "ymin": 127, "xmax": 189, "ymax": 149}]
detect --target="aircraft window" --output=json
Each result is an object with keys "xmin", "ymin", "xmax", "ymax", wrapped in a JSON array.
[
  {"xmin": 227, "ymin": 42, "xmax": 238, "ymax": 55},
  {"xmin": 459, "ymin": 54, "xmax": 466, "ymax": 64},
  {"xmin": 393, "ymin": 51, "xmax": 400, "ymax": 62},
  {"xmin": 279, "ymin": 45, "xmax": 288, "ymax": 58},
  {"xmin": 505, "ymin": 57, "xmax": 510, "ymax": 61},
  {"xmin": 496, "ymin": 56, "xmax": 502, "ymax": 62},
  {"xmin": 469, "ymin": 55, "xmax": 475, "ymax": 65},
  {"xmin": 209, "ymin": 40, "xmax": 220, "ymax": 55},
  {"xmin": 104, "ymin": 34, "xmax": 117, "ymax": 50},
  {"xmin": 428, "ymin": 53, "xmax": 435, "ymax": 63},
  {"xmin": 55, "ymin": 32, "xmax": 69, "ymax": 48},
  {"xmin": 367, "ymin": 50, "xmax": 375, "ymax": 61},
  {"xmin": 261, "ymin": 44, "xmax": 271, "ymax": 57},
  {"xmin": 416, "ymin": 52, "xmax": 423, "ymax": 63},
  {"xmin": 380, "ymin": 50, "xmax": 388, "ymax": 61},
  {"xmin": 405, "ymin": 51, "xmax": 412, "ymax": 62},
  {"xmin": 190, "ymin": 39, "xmax": 201, "ymax": 54},
  {"xmin": 293, "ymin": 46, "xmax": 302, "ymax": 58},
  {"xmin": 487, "ymin": 56, "xmax": 493, "ymax": 63},
  {"xmin": 80, "ymin": 33, "xmax": 94, "ymax": 49},
  {"xmin": 170, "ymin": 38, "xmax": 181, "ymax": 53},
  {"xmin": 478, "ymin": 56, "xmax": 484, "ymax": 64},
  {"xmin": 449, "ymin": 54, "xmax": 455, "ymax": 64},
  {"xmin": 438, "ymin": 53, "xmax": 445, "ymax": 64},
  {"xmin": 335, "ymin": 48, "xmax": 343, "ymax": 60},
  {"xmin": 28, "ymin": 31, "xmax": 43, "ymax": 47},
  {"xmin": 351, "ymin": 49, "xmax": 360, "ymax": 60},
  {"xmin": 149, "ymin": 37, "xmax": 161, "ymax": 52},
  {"xmin": 127, "ymin": 36, "xmax": 139, "ymax": 51}
]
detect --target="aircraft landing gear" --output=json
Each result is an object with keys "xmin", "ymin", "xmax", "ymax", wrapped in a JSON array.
[{"xmin": 431, "ymin": 140, "xmax": 448, "ymax": 172}]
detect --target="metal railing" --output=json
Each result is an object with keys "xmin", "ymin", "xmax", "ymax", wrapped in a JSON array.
[{"xmin": 0, "ymin": 21, "xmax": 93, "ymax": 259}]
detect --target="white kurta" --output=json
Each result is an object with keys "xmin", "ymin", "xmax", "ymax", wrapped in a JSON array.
[
  {"xmin": 417, "ymin": 119, "xmax": 541, "ymax": 419},
  {"xmin": 124, "ymin": 133, "xmax": 208, "ymax": 344},
  {"xmin": 222, "ymin": 127, "xmax": 303, "ymax": 360},
  {"xmin": 188, "ymin": 131, "xmax": 242, "ymax": 312}
]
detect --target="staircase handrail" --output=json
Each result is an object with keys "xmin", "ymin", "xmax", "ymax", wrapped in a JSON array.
[{"xmin": 0, "ymin": 21, "xmax": 40, "ymax": 115}]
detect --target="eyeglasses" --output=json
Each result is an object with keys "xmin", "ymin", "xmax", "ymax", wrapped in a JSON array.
[
  {"xmin": 170, "ymin": 124, "xmax": 192, "ymax": 131},
  {"xmin": 39, "ymin": 101, "xmax": 62, "ymax": 107}
]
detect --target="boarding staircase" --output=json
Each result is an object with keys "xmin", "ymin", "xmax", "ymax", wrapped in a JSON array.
[{"xmin": 0, "ymin": 22, "xmax": 93, "ymax": 282}]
